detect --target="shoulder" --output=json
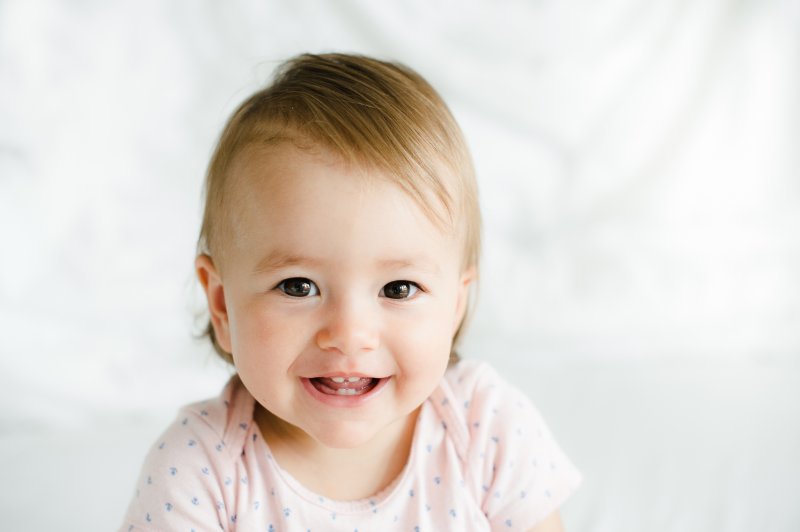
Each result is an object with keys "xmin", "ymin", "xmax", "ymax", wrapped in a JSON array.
[
  {"xmin": 442, "ymin": 359, "xmax": 528, "ymax": 418},
  {"xmin": 442, "ymin": 360, "xmax": 548, "ymax": 447},
  {"xmin": 154, "ymin": 374, "xmax": 253, "ymax": 461},
  {"xmin": 120, "ymin": 375, "xmax": 253, "ymax": 531},
  {"xmin": 441, "ymin": 358, "xmax": 493, "ymax": 397},
  {"xmin": 443, "ymin": 360, "xmax": 582, "ymax": 531}
]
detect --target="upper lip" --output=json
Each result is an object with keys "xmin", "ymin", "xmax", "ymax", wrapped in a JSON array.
[{"xmin": 306, "ymin": 373, "xmax": 387, "ymax": 379}]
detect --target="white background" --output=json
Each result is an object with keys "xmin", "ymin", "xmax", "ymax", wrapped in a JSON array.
[{"xmin": 1, "ymin": 1, "xmax": 799, "ymax": 530}]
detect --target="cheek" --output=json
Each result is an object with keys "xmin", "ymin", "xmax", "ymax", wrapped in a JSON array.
[
  {"xmin": 227, "ymin": 299, "xmax": 307, "ymax": 371},
  {"xmin": 389, "ymin": 300, "xmax": 455, "ymax": 372},
  {"xmin": 390, "ymin": 322, "xmax": 451, "ymax": 405}
]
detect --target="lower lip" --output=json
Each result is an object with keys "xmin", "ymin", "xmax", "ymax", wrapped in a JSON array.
[{"xmin": 301, "ymin": 377, "xmax": 390, "ymax": 408}]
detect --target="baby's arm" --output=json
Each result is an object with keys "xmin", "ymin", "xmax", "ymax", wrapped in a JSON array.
[{"xmin": 527, "ymin": 510, "xmax": 565, "ymax": 532}]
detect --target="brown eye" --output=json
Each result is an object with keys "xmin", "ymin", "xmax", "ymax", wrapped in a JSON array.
[
  {"xmin": 381, "ymin": 280, "xmax": 419, "ymax": 300},
  {"xmin": 277, "ymin": 278, "xmax": 318, "ymax": 297}
]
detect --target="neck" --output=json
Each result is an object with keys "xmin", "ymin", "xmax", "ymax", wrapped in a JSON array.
[{"xmin": 254, "ymin": 405, "xmax": 419, "ymax": 501}]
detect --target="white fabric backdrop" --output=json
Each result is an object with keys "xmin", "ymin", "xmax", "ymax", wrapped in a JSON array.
[{"xmin": 1, "ymin": 1, "xmax": 798, "ymax": 530}]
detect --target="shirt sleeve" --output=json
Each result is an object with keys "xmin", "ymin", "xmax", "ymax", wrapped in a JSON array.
[
  {"xmin": 463, "ymin": 363, "xmax": 582, "ymax": 530},
  {"xmin": 119, "ymin": 408, "xmax": 237, "ymax": 532}
]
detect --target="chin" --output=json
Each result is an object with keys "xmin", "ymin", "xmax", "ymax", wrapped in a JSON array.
[{"xmin": 308, "ymin": 421, "xmax": 386, "ymax": 450}]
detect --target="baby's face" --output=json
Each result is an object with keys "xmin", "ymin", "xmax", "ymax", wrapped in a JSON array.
[{"xmin": 199, "ymin": 142, "xmax": 474, "ymax": 449}]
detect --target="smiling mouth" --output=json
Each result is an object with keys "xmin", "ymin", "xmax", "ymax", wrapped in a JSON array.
[{"xmin": 309, "ymin": 376, "xmax": 381, "ymax": 396}]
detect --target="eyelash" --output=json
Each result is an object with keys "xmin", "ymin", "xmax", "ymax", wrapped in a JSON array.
[
  {"xmin": 274, "ymin": 278, "xmax": 422, "ymax": 300},
  {"xmin": 275, "ymin": 278, "xmax": 319, "ymax": 298}
]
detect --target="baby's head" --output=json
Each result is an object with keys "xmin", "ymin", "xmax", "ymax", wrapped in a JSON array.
[{"xmin": 196, "ymin": 53, "xmax": 481, "ymax": 369}]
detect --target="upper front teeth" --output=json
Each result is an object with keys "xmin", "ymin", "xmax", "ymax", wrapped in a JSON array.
[{"xmin": 331, "ymin": 376, "xmax": 362, "ymax": 383}]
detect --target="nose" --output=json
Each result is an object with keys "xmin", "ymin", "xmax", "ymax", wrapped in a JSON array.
[{"xmin": 315, "ymin": 297, "xmax": 380, "ymax": 356}]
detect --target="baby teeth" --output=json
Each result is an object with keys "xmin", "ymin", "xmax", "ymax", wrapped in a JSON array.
[
  {"xmin": 329, "ymin": 376, "xmax": 364, "ymax": 383},
  {"xmin": 336, "ymin": 388, "xmax": 357, "ymax": 396}
]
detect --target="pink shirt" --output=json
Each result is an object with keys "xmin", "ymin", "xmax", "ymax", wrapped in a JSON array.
[{"xmin": 121, "ymin": 360, "xmax": 582, "ymax": 531}]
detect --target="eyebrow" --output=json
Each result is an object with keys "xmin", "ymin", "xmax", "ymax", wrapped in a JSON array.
[
  {"xmin": 252, "ymin": 251, "xmax": 440, "ymax": 276},
  {"xmin": 252, "ymin": 252, "xmax": 322, "ymax": 275},
  {"xmin": 377, "ymin": 258, "xmax": 440, "ymax": 275}
]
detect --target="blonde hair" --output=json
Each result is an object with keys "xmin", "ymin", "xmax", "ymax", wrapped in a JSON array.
[{"xmin": 198, "ymin": 53, "xmax": 481, "ymax": 364}]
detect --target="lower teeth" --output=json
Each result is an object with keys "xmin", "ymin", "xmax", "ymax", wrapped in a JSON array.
[{"xmin": 336, "ymin": 388, "xmax": 357, "ymax": 396}]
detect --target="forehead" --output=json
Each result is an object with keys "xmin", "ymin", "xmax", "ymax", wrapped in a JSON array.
[
  {"xmin": 224, "ymin": 142, "xmax": 462, "ymax": 273},
  {"xmin": 226, "ymin": 141, "xmax": 457, "ymax": 232}
]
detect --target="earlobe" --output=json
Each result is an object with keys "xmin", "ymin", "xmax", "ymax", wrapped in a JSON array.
[{"xmin": 195, "ymin": 254, "xmax": 233, "ymax": 353}]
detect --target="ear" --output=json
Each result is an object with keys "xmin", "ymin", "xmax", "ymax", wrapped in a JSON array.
[
  {"xmin": 195, "ymin": 254, "xmax": 232, "ymax": 353},
  {"xmin": 452, "ymin": 265, "xmax": 477, "ymax": 336}
]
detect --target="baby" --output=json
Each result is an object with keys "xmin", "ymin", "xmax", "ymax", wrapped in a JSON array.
[{"xmin": 121, "ymin": 53, "xmax": 581, "ymax": 531}]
